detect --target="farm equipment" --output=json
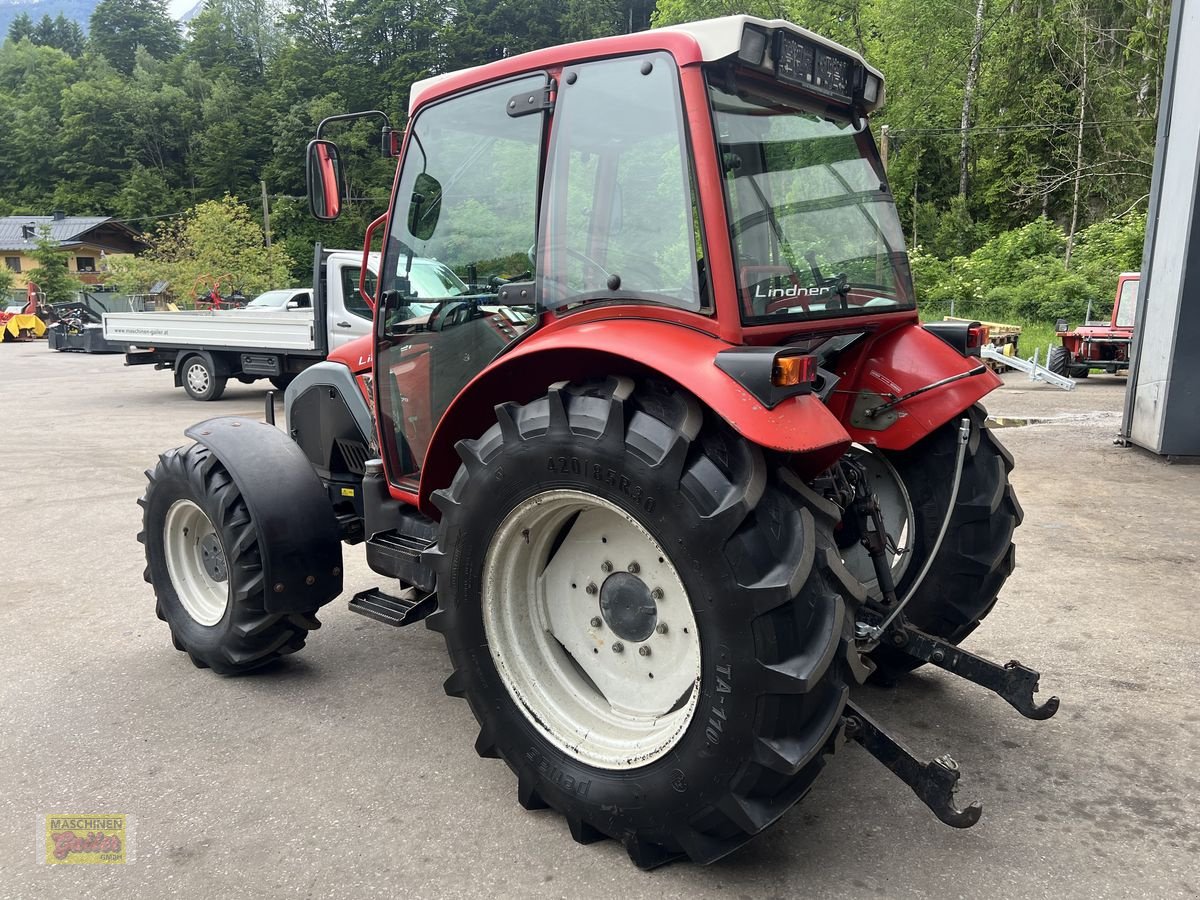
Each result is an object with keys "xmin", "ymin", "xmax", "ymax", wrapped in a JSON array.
[
  {"xmin": 1, "ymin": 282, "xmax": 48, "ymax": 342},
  {"xmin": 137, "ymin": 16, "xmax": 1055, "ymax": 867},
  {"xmin": 47, "ymin": 292, "xmax": 123, "ymax": 353},
  {"xmin": 1049, "ymin": 272, "xmax": 1139, "ymax": 377},
  {"xmin": 191, "ymin": 273, "xmax": 248, "ymax": 310}
]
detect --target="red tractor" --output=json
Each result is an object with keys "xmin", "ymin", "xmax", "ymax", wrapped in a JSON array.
[
  {"xmin": 1049, "ymin": 272, "xmax": 1139, "ymax": 378},
  {"xmin": 138, "ymin": 17, "xmax": 1055, "ymax": 867}
]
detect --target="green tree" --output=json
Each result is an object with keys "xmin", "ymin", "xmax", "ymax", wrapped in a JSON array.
[
  {"xmin": 30, "ymin": 226, "xmax": 80, "ymax": 304},
  {"xmin": 111, "ymin": 196, "xmax": 293, "ymax": 301},
  {"xmin": 89, "ymin": 0, "xmax": 181, "ymax": 73}
]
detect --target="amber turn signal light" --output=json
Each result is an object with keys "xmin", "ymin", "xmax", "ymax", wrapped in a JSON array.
[{"xmin": 771, "ymin": 353, "xmax": 816, "ymax": 387}]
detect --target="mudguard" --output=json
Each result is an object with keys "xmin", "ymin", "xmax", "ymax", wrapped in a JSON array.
[
  {"xmin": 184, "ymin": 417, "xmax": 343, "ymax": 612},
  {"xmin": 418, "ymin": 318, "xmax": 852, "ymax": 514},
  {"xmin": 837, "ymin": 323, "xmax": 1003, "ymax": 451}
]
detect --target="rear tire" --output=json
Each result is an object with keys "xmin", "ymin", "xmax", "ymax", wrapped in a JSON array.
[
  {"xmin": 426, "ymin": 377, "xmax": 861, "ymax": 867},
  {"xmin": 139, "ymin": 444, "xmax": 320, "ymax": 674},
  {"xmin": 181, "ymin": 355, "xmax": 227, "ymax": 401},
  {"xmin": 1047, "ymin": 345, "xmax": 1071, "ymax": 376},
  {"xmin": 865, "ymin": 406, "xmax": 1022, "ymax": 679}
]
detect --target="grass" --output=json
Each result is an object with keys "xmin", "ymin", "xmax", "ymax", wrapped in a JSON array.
[{"xmin": 1013, "ymin": 320, "xmax": 1059, "ymax": 361}]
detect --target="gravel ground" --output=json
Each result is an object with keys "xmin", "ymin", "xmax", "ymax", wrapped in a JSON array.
[{"xmin": 0, "ymin": 343, "xmax": 1196, "ymax": 899}]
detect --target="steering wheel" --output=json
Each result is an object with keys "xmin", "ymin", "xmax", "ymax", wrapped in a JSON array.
[{"xmin": 430, "ymin": 299, "xmax": 477, "ymax": 332}]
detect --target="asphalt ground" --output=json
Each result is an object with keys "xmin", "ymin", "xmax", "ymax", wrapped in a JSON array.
[{"xmin": 0, "ymin": 342, "xmax": 1196, "ymax": 899}]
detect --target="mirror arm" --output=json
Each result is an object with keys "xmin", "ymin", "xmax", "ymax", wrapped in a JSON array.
[{"xmin": 316, "ymin": 110, "xmax": 393, "ymax": 139}]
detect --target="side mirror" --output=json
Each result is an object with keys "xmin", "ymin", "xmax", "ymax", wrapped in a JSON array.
[
  {"xmin": 286, "ymin": 300, "xmax": 300, "ymax": 310},
  {"xmin": 408, "ymin": 172, "xmax": 443, "ymax": 241},
  {"xmin": 307, "ymin": 139, "xmax": 344, "ymax": 221}
]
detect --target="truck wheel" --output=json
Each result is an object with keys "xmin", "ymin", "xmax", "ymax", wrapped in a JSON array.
[
  {"xmin": 181, "ymin": 355, "xmax": 227, "ymax": 401},
  {"xmin": 139, "ymin": 444, "xmax": 320, "ymax": 674},
  {"xmin": 848, "ymin": 407, "xmax": 1022, "ymax": 680},
  {"xmin": 426, "ymin": 378, "xmax": 859, "ymax": 867},
  {"xmin": 1047, "ymin": 345, "xmax": 1071, "ymax": 376}
]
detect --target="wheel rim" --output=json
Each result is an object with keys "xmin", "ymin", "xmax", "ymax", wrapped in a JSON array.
[
  {"xmin": 163, "ymin": 499, "xmax": 229, "ymax": 626},
  {"xmin": 841, "ymin": 446, "xmax": 914, "ymax": 596},
  {"xmin": 185, "ymin": 363, "xmax": 210, "ymax": 395},
  {"xmin": 483, "ymin": 490, "xmax": 702, "ymax": 771}
]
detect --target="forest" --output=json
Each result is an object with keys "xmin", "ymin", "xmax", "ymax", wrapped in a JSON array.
[{"xmin": 0, "ymin": 0, "xmax": 1169, "ymax": 323}]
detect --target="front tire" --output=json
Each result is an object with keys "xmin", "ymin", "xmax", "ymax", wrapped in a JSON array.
[
  {"xmin": 139, "ymin": 444, "xmax": 320, "ymax": 673},
  {"xmin": 426, "ymin": 378, "xmax": 861, "ymax": 867},
  {"xmin": 1047, "ymin": 345, "xmax": 1071, "ymax": 376}
]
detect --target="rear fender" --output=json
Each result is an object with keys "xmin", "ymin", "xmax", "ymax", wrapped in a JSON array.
[
  {"xmin": 417, "ymin": 319, "xmax": 851, "ymax": 515},
  {"xmin": 185, "ymin": 417, "xmax": 343, "ymax": 612},
  {"xmin": 835, "ymin": 323, "xmax": 1002, "ymax": 451}
]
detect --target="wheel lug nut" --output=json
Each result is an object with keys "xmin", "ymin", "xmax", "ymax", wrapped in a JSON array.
[
  {"xmin": 651, "ymin": 587, "xmax": 663, "ymax": 600},
  {"xmin": 585, "ymin": 582, "xmax": 598, "ymax": 595},
  {"xmin": 638, "ymin": 645, "xmax": 651, "ymax": 657},
  {"xmin": 612, "ymin": 642, "xmax": 624, "ymax": 653},
  {"xmin": 655, "ymin": 623, "xmax": 668, "ymax": 635},
  {"xmin": 601, "ymin": 560, "xmax": 613, "ymax": 573},
  {"xmin": 590, "ymin": 617, "xmax": 602, "ymax": 628},
  {"xmin": 627, "ymin": 561, "xmax": 640, "ymax": 574}
]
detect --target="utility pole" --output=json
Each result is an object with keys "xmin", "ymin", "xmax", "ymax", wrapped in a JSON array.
[
  {"xmin": 880, "ymin": 125, "xmax": 890, "ymax": 172},
  {"xmin": 261, "ymin": 179, "xmax": 272, "ymax": 249}
]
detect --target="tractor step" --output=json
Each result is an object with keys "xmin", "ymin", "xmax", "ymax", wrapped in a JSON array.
[
  {"xmin": 842, "ymin": 701, "xmax": 983, "ymax": 829},
  {"xmin": 348, "ymin": 586, "xmax": 436, "ymax": 627},
  {"xmin": 365, "ymin": 527, "xmax": 437, "ymax": 593}
]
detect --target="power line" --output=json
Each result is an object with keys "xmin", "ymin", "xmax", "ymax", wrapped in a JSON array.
[
  {"xmin": 902, "ymin": 0, "xmax": 1018, "ymax": 122},
  {"xmin": 891, "ymin": 117, "xmax": 1155, "ymax": 136}
]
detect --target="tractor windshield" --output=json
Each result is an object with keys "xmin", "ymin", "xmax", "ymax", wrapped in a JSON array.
[
  {"xmin": 709, "ymin": 75, "xmax": 914, "ymax": 323},
  {"xmin": 1115, "ymin": 277, "xmax": 1139, "ymax": 328}
]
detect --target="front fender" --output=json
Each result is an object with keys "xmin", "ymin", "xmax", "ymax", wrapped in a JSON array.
[
  {"xmin": 417, "ymin": 318, "xmax": 851, "ymax": 514},
  {"xmin": 185, "ymin": 417, "xmax": 343, "ymax": 611}
]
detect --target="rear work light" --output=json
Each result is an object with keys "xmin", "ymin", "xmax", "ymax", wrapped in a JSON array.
[
  {"xmin": 772, "ymin": 351, "xmax": 817, "ymax": 387},
  {"xmin": 966, "ymin": 324, "xmax": 989, "ymax": 352},
  {"xmin": 715, "ymin": 346, "xmax": 817, "ymax": 409}
]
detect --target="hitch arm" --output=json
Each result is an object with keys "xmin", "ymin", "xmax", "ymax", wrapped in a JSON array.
[
  {"xmin": 843, "ymin": 701, "xmax": 982, "ymax": 829},
  {"xmin": 889, "ymin": 624, "xmax": 1060, "ymax": 720}
]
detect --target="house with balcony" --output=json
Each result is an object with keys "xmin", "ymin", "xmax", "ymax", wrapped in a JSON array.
[{"xmin": 0, "ymin": 213, "xmax": 147, "ymax": 287}]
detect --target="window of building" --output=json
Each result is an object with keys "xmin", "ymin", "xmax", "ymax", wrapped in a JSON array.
[
  {"xmin": 76, "ymin": 256, "xmax": 96, "ymax": 273},
  {"xmin": 4, "ymin": 257, "xmax": 20, "ymax": 273}
]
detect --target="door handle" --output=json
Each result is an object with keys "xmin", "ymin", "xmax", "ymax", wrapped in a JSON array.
[{"xmin": 337, "ymin": 321, "xmax": 352, "ymax": 328}]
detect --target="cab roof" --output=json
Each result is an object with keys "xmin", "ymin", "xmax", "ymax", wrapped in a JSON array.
[{"xmin": 409, "ymin": 16, "xmax": 884, "ymax": 116}]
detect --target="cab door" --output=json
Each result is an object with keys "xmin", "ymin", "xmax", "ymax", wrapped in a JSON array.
[
  {"xmin": 328, "ymin": 256, "xmax": 376, "ymax": 349},
  {"xmin": 375, "ymin": 74, "xmax": 547, "ymax": 487}
]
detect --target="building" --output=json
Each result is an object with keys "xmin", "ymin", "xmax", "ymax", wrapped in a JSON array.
[{"xmin": 0, "ymin": 213, "xmax": 147, "ymax": 287}]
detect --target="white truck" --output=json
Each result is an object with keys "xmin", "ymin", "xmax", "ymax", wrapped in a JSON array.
[{"xmin": 104, "ymin": 246, "xmax": 377, "ymax": 400}]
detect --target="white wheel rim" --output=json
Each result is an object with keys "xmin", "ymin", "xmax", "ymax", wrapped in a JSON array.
[
  {"xmin": 186, "ymin": 363, "xmax": 210, "ymax": 394},
  {"xmin": 483, "ymin": 490, "xmax": 702, "ymax": 770},
  {"xmin": 841, "ymin": 445, "xmax": 914, "ymax": 596},
  {"xmin": 163, "ymin": 499, "xmax": 229, "ymax": 626}
]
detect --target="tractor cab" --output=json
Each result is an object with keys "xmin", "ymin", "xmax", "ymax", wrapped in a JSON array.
[{"xmin": 308, "ymin": 16, "xmax": 920, "ymax": 494}]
